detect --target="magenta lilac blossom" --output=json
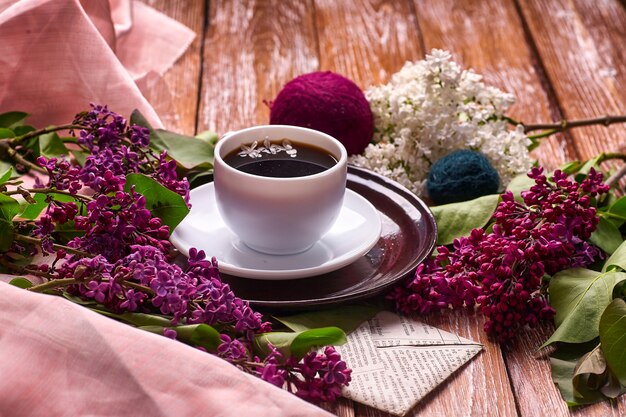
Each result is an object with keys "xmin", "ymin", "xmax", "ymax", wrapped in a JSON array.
[{"xmin": 389, "ymin": 167, "xmax": 609, "ymax": 342}]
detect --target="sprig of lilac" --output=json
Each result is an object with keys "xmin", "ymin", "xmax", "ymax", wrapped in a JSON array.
[
  {"xmin": 39, "ymin": 104, "xmax": 190, "ymax": 201},
  {"xmin": 3, "ymin": 104, "xmax": 352, "ymax": 402},
  {"xmin": 389, "ymin": 167, "xmax": 609, "ymax": 342},
  {"xmin": 32, "ymin": 105, "xmax": 186, "ymax": 260},
  {"xmin": 251, "ymin": 345, "xmax": 351, "ymax": 402}
]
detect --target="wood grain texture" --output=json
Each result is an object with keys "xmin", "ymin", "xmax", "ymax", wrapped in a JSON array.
[
  {"xmin": 140, "ymin": 0, "xmax": 205, "ymax": 134},
  {"xmin": 413, "ymin": 0, "xmax": 576, "ymax": 169},
  {"xmin": 319, "ymin": 397, "xmax": 356, "ymax": 417},
  {"xmin": 351, "ymin": 311, "xmax": 517, "ymax": 417},
  {"xmin": 506, "ymin": 0, "xmax": 626, "ymax": 414},
  {"xmin": 312, "ymin": 3, "xmax": 517, "ymax": 414},
  {"xmin": 517, "ymin": 0, "xmax": 626, "ymax": 161},
  {"xmin": 197, "ymin": 0, "xmax": 319, "ymax": 134},
  {"xmin": 151, "ymin": 1, "xmax": 626, "ymax": 416},
  {"xmin": 504, "ymin": 324, "xmax": 626, "ymax": 417},
  {"xmin": 313, "ymin": 0, "xmax": 423, "ymax": 88}
]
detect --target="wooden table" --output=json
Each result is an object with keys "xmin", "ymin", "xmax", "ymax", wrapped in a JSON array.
[{"xmin": 143, "ymin": 1, "xmax": 626, "ymax": 416}]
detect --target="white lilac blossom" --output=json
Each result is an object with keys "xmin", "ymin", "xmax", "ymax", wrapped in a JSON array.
[{"xmin": 350, "ymin": 49, "xmax": 533, "ymax": 197}]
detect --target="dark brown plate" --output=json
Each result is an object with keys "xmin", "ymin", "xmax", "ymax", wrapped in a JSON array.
[{"xmin": 221, "ymin": 165, "xmax": 437, "ymax": 309}]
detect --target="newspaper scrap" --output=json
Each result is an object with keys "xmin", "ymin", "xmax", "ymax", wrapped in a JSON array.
[{"xmin": 337, "ymin": 311, "xmax": 483, "ymax": 416}]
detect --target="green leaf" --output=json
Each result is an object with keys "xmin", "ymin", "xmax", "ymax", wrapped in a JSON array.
[
  {"xmin": 506, "ymin": 173, "xmax": 536, "ymax": 200},
  {"xmin": 130, "ymin": 109, "xmax": 152, "ymax": 130},
  {"xmin": 22, "ymin": 136, "xmax": 41, "ymax": 158},
  {"xmin": 274, "ymin": 304, "xmax": 380, "ymax": 334},
  {"xmin": 607, "ymin": 196, "xmax": 626, "ymax": 227},
  {"xmin": 130, "ymin": 109, "xmax": 214, "ymax": 170},
  {"xmin": 574, "ymin": 155, "xmax": 603, "ymax": 182},
  {"xmin": 0, "ymin": 161, "xmax": 12, "ymax": 176},
  {"xmin": 62, "ymin": 292, "xmax": 97, "ymax": 306},
  {"xmin": 196, "ymin": 130, "xmax": 219, "ymax": 145},
  {"xmin": 0, "ymin": 194, "xmax": 20, "ymax": 251},
  {"xmin": 543, "ymin": 268, "xmax": 626, "ymax": 347},
  {"xmin": 39, "ymin": 132, "xmax": 69, "ymax": 158},
  {"xmin": 152, "ymin": 129, "xmax": 214, "ymax": 170},
  {"xmin": 572, "ymin": 344, "xmax": 606, "ymax": 384},
  {"xmin": 0, "ymin": 128, "xmax": 15, "ymax": 139},
  {"xmin": 603, "ymin": 240, "xmax": 626, "ymax": 272},
  {"xmin": 255, "ymin": 331, "xmax": 301, "ymax": 357},
  {"xmin": 599, "ymin": 298, "xmax": 626, "ymax": 386},
  {"xmin": 589, "ymin": 217, "xmax": 623, "ymax": 255},
  {"xmin": 93, "ymin": 309, "xmax": 173, "ymax": 327},
  {"xmin": 0, "ymin": 194, "xmax": 19, "ymax": 221},
  {"xmin": 13, "ymin": 125, "xmax": 35, "ymax": 136},
  {"xmin": 124, "ymin": 173, "xmax": 190, "ymax": 230},
  {"xmin": 255, "ymin": 327, "xmax": 347, "ymax": 359},
  {"xmin": 18, "ymin": 193, "xmax": 48, "ymax": 220},
  {"xmin": 431, "ymin": 194, "xmax": 499, "ymax": 245},
  {"xmin": 188, "ymin": 170, "xmax": 214, "ymax": 189},
  {"xmin": 8, "ymin": 277, "xmax": 32, "ymax": 289},
  {"xmin": 19, "ymin": 192, "xmax": 78, "ymax": 221},
  {"xmin": 72, "ymin": 149, "xmax": 88, "ymax": 167},
  {"xmin": 0, "ymin": 167, "xmax": 13, "ymax": 186},
  {"xmin": 559, "ymin": 160, "xmax": 583, "ymax": 175},
  {"xmin": 570, "ymin": 344, "xmax": 622, "ymax": 399},
  {"xmin": 550, "ymin": 341, "xmax": 608, "ymax": 406},
  {"xmin": 137, "ymin": 325, "xmax": 166, "ymax": 335},
  {"xmin": 290, "ymin": 327, "xmax": 347, "ymax": 358},
  {"xmin": 53, "ymin": 220, "xmax": 83, "ymax": 243},
  {"xmin": 0, "ymin": 111, "xmax": 28, "ymax": 128},
  {"xmin": 175, "ymin": 324, "xmax": 221, "ymax": 352},
  {"xmin": 0, "ymin": 219, "xmax": 15, "ymax": 252}
]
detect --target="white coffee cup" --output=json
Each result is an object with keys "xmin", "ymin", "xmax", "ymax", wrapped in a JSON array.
[{"xmin": 213, "ymin": 125, "xmax": 348, "ymax": 255}]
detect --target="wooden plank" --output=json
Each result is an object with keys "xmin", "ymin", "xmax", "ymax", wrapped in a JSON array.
[
  {"xmin": 197, "ymin": 0, "xmax": 319, "ymax": 134},
  {"xmin": 508, "ymin": 0, "xmax": 626, "ymax": 415},
  {"xmin": 314, "ymin": 1, "xmax": 516, "ymax": 416},
  {"xmin": 314, "ymin": 0, "xmax": 423, "ymax": 88},
  {"xmin": 319, "ymin": 397, "xmax": 356, "ymax": 417},
  {"xmin": 504, "ymin": 324, "xmax": 626, "ymax": 417},
  {"xmin": 140, "ymin": 0, "xmax": 205, "ymax": 134},
  {"xmin": 517, "ymin": 0, "xmax": 626, "ymax": 162},
  {"xmin": 407, "ymin": 0, "xmax": 574, "ymax": 415},
  {"xmin": 413, "ymin": 312, "xmax": 517, "ymax": 417},
  {"xmin": 157, "ymin": 1, "xmax": 626, "ymax": 416},
  {"xmin": 352, "ymin": 312, "xmax": 517, "ymax": 417},
  {"xmin": 413, "ymin": 0, "xmax": 577, "ymax": 169}
]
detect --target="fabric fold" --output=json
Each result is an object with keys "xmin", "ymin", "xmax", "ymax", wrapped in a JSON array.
[
  {"xmin": 0, "ymin": 0, "xmax": 194, "ymax": 129},
  {"xmin": 0, "ymin": 282, "xmax": 332, "ymax": 417}
]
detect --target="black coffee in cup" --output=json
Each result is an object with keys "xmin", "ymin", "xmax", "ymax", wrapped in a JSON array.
[{"xmin": 223, "ymin": 138, "xmax": 337, "ymax": 178}]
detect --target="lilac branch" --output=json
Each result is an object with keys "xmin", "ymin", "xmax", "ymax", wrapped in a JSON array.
[
  {"xmin": 13, "ymin": 234, "xmax": 91, "ymax": 257},
  {"xmin": 522, "ymin": 115, "xmax": 626, "ymax": 133}
]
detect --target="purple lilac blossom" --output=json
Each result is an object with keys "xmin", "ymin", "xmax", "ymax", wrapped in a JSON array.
[
  {"xmin": 389, "ymin": 167, "xmax": 609, "ymax": 342},
  {"xmin": 257, "ymin": 346, "xmax": 352, "ymax": 402},
  {"xmin": 22, "ymin": 105, "xmax": 352, "ymax": 401}
]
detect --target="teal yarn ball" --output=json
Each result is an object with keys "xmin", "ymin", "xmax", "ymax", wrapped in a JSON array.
[{"xmin": 427, "ymin": 150, "xmax": 500, "ymax": 205}]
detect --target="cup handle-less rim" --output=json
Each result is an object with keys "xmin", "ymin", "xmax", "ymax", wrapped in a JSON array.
[
  {"xmin": 214, "ymin": 125, "xmax": 348, "ymax": 183},
  {"xmin": 220, "ymin": 131, "xmax": 237, "ymax": 140}
]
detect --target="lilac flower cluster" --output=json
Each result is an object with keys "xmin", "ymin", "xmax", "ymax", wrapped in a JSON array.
[
  {"xmin": 258, "ymin": 345, "xmax": 352, "ymax": 402},
  {"xmin": 389, "ymin": 167, "xmax": 609, "ymax": 342},
  {"xmin": 40, "ymin": 104, "xmax": 190, "ymax": 200},
  {"xmin": 51, "ymin": 244, "xmax": 350, "ymax": 401},
  {"xmin": 21, "ymin": 105, "xmax": 353, "ymax": 401},
  {"xmin": 72, "ymin": 191, "xmax": 171, "ymax": 261},
  {"xmin": 53, "ymin": 246, "xmax": 265, "ymax": 334},
  {"xmin": 33, "ymin": 105, "xmax": 189, "ymax": 259}
]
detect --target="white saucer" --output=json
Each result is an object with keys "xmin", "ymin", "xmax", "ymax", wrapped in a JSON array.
[{"xmin": 170, "ymin": 183, "xmax": 382, "ymax": 280}]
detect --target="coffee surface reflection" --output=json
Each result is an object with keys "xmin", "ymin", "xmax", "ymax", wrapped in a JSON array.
[{"xmin": 223, "ymin": 138, "xmax": 337, "ymax": 178}]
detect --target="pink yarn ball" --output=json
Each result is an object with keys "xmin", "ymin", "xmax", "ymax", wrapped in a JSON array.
[{"xmin": 269, "ymin": 71, "xmax": 374, "ymax": 155}]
